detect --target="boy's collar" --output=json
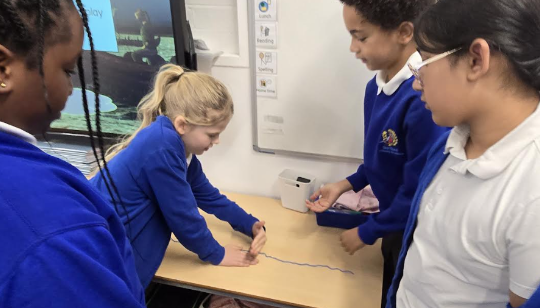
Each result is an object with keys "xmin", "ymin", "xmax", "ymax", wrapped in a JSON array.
[{"xmin": 376, "ymin": 52, "xmax": 421, "ymax": 96}]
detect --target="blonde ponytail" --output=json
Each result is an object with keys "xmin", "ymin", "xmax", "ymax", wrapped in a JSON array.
[{"xmin": 105, "ymin": 64, "xmax": 233, "ymax": 162}]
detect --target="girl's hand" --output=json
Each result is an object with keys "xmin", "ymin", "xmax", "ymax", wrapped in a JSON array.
[
  {"xmin": 250, "ymin": 221, "xmax": 267, "ymax": 256},
  {"xmin": 219, "ymin": 244, "xmax": 259, "ymax": 267}
]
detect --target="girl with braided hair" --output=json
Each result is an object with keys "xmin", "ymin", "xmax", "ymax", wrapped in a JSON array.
[{"xmin": 0, "ymin": 0, "xmax": 144, "ymax": 306}]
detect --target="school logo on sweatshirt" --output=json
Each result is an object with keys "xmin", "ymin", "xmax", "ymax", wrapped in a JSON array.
[
  {"xmin": 382, "ymin": 129, "xmax": 398, "ymax": 147},
  {"xmin": 381, "ymin": 129, "xmax": 404, "ymax": 156}
]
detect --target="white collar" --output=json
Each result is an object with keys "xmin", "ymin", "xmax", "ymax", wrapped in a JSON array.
[
  {"xmin": 444, "ymin": 102, "xmax": 540, "ymax": 179},
  {"xmin": 444, "ymin": 125, "xmax": 470, "ymax": 160},
  {"xmin": 0, "ymin": 122, "xmax": 37, "ymax": 145},
  {"xmin": 186, "ymin": 154, "xmax": 193, "ymax": 167},
  {"xmin": 376, "ymin": 52, "xmax": 421, "ymax": 96}
]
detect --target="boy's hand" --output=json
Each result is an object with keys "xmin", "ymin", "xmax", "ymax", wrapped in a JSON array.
[
  {"xmin": 305, "ymin": 180, "xmax": 352, "ymax": 213},
  {"xmin": 340, "ymin": 227, "xmax": 366, "ymax": 255},
  {"xmin": 249, "ymin": 221, "xmax": 267, "ymax": 256},
  {"xmin": 219, "ymin": 245, "xmax": 259, "ymax": 267}
]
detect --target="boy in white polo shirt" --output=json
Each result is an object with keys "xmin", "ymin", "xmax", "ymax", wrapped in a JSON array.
[{"xmin": 386, "ymin": 0, "xmax": 540, "ymax": 307}]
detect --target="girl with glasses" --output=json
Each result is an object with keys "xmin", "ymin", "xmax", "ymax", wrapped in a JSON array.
[{"xmin": 387, "ymin": 0, "xmax": 540, "ymax": 307}]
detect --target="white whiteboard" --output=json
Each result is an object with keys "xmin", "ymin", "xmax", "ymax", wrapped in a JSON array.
[{"xmin": 250, "ymin": 0, "xmax": 374, "ymax": 161}]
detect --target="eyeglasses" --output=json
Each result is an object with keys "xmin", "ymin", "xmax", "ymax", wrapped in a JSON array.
[{"xmin": 408, "ymin": 48, "xmax": 462, "ymax": 86}]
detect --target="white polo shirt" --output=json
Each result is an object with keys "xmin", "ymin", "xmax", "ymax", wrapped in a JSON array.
[{"xmin": 397, "ymin": 104, "xmax": 540, "ymax": 308}]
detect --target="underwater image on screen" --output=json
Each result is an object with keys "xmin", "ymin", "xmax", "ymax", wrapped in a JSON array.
[{"xmin": 51, "ymin": 0, "xmax": 177, "ymax": 135}]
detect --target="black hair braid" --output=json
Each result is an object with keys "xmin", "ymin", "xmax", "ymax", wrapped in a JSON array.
[
  {"xmin": 0, "ymin": 1, "xmax": 30, "ymax": 44},
  {"xmin": 76, "ymin": 56, "xmax": 117, "ymax": 211},
  {"xmin": 74, "ymin": 0, "xmax": 132, "ymax": 239},
  {"xmin": 1, "ymin": 0, "xmax": 63, "ymax": 68},
  {"xmin": 36, "ymin": 0, "xmax": 52, "ymax": 113}
]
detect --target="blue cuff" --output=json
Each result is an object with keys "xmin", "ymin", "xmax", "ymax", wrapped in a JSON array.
[
  {"xmin": 357, "ymin": 219, "xmax": 381, "ymax": 245},
  {"xmin": 346, "ymin": 174, "xmax": 367, "ymax": 192},
  {"xmin": 204, "ymin": 244, "xmax": 226, "ymax": 265}
]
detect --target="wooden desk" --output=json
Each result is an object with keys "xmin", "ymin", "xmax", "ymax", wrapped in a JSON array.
[{"xmin": 154, "ymin": 193, "xmax": 383, "ymax": 308}]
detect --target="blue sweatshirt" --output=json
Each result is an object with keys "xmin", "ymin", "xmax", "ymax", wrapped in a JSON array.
[
  {"xmin": 386, "ymin": 132, "xmax": 540, "ymax": 308},
  {"xmin": 91, "ymin": 115, "xmax": 259, "ymax": 288},
  {"xmin": 521, "ymin": 287, "xmax": 540, "ymax": 308},
  {"xmin": 0, "ymin": 132, "xmax": 145, "ymax": 308},
  {"xmin": 346, "ymin": 76, "xmax": 448, "ymax": 245}
]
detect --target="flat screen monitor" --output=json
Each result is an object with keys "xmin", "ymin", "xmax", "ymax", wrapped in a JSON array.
[{"xmin": 50, "ymin": 0, "xmax": 193, "ymax": 138}]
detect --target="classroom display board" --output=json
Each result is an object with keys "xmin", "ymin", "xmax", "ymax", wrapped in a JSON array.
[{"xmin": 250, "ymin": 0, "xmax": 374, "ymax": 161}]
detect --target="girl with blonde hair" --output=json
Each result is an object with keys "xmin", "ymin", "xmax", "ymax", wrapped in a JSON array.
[{"xmin": 91, "ymin": 64, "xmax": 266, "ymax": 288}]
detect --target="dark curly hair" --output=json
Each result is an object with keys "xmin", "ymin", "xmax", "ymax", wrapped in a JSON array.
[{"xmin": 339, "ymin": 0, "xmax": 436, "ymax": 30}]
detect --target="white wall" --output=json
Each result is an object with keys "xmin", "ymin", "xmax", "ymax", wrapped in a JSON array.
[
  {"xmin": 198, "ymin": 66, "xmax": 360, "ymax": 198},
  {"xmin": 186, "ymin": 1, "xmax": 360, "ymax": 198}
]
